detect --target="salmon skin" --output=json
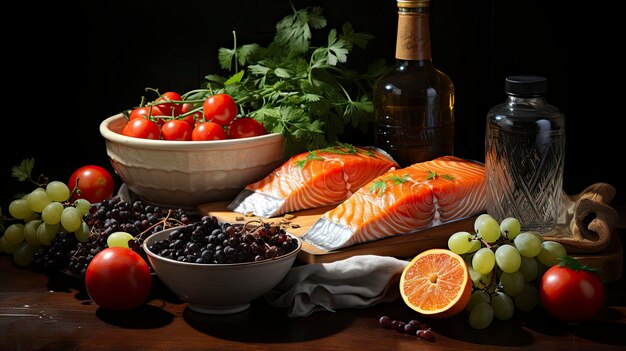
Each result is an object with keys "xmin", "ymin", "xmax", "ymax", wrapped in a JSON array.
[
  {"xmin": 227, "ymin": 144, "xmax": 398, "ymax": 217},
  {"xmin": 301, "ymin": 156, "xmax": 486, "ymax": 251}
]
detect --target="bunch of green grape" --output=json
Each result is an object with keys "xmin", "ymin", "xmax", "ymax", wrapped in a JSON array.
[
  {"xmin": 447, "ymin": 214, "xmax": 567, "ymax": 329},
  {"xmin": 0, "ymin": 181, "xmax": 91, "ymax": 266}
]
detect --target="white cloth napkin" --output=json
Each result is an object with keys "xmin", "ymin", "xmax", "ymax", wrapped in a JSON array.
[{"xmin": 264, "ymin": 255, "xmax": 409, "ymax": 318}]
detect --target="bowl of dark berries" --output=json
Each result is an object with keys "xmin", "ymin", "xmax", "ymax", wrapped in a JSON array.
[{"xmin": 142, "ymin": 215, "xmax": 301, "ymax": 314}]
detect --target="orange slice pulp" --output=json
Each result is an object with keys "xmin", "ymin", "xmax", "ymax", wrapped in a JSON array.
[{"xmin": 399, "ymin": 248, "xmax": 472, "ymax": 318}]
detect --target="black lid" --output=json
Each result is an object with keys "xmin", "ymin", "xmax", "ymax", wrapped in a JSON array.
[{"xmin": 505, "ymin": 75, "xmax": 547, "ymax": 96}]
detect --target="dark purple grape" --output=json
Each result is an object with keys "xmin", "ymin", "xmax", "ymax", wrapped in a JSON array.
[
  {"xmin": 416, "ymin": 329, "xmax": 435, "ymax": 341},
  {"xmin": 378, "ymin": 316, "xmax": 392, "ymax": 329}
]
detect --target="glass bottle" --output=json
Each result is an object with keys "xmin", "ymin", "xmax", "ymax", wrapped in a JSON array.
[
  {"xmin": 485, "ymin": 75, "xmax": 566, "ymax": 234},
  {"xmin": 373, "ymin": 0, "xmax": 454, "ymax": 167}
]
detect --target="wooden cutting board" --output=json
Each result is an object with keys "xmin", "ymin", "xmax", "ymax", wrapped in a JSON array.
[
  {"xmin": 570, "ymin": 232, "xmax": 623, "ymax": 283},
  {"xmin": 198, "ymin": 201, "xmax": 623, "ymax": 282},
  {"xmin": 198, "ymin": 201, "xmax": 478, "ymax": 264}
]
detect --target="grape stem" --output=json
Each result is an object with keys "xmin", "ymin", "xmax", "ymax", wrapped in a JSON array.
[
  {"xmin": 475, "ymin": 235, "xmax": 492, "ymax": 249},
  {"xmin": 133, "ymin": 209, "xmax": 185, "ymax": 242}
]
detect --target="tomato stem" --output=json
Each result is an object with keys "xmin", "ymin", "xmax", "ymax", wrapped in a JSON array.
[{"xmin": 557, "ymin": 256, "xmax": 601, "ymax": 273}]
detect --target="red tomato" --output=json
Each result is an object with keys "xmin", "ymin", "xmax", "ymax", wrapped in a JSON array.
[
  {"xmin": 155, "ymin": 91, "xmax": 183, "ymax": 117},
  {"xmin": 85, "ymin": 247, "xmax": 152, "ymax": 312},
  {"xmin": 539, "ymin": 257, "xmax": 605, "ymax": 323},
  {"xmin": 203, "ymin": 93, "xmax": 237, "ymax": 126},
  {"xmin": 129, "ymin": 106, "xmax": 151, "ymax": 120},
  {"xmin": 121, "ymin": 117, "xmax": 161, "ymax": 140},
  {"xmin": 68, "ymin": 165, "xmax": 115, "ymax": 203},
  {"xmin": 129, "ymin": 105, "xmax": 168, "ymax": 125},
  {"xmin": 228, "ymin": 117, "xmax": 267, "ymax": 139},
  {"xmin": 192, "ymin": 121, "xmax": 227, "ymax": 141},
  {"xmin": 180, "ymin": 103, "xmax": 203, "ymax": 125},
  {"xmin": 161, "ymin": 119, "xmax": 193, "ymax": 141}
]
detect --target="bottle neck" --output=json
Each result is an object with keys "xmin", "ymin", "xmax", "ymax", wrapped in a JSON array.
[{"xmin": 395, "ymin": 6, "xmax": 432, "ymax": 62}]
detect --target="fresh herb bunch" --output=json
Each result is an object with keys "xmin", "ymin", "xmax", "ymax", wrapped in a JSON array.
[{"xmin": 187, "ymin": 5, "xmax": 388, "ymax": 156}]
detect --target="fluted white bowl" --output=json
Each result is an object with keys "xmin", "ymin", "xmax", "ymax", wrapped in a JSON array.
[{"xmin": 99, "ymin": 113, "xmax": 285, "ymax": 212}]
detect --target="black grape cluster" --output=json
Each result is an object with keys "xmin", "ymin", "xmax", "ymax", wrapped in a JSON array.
[{"xmin": 31, "ymin": 197, "xmax": 191, "ymax": 277}]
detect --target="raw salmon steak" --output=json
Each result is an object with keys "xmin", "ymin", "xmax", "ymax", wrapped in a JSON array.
[
  {"xmin": 227, "ymin": 145, "xmax": 398, "ymax": 217},
  {"xmin": 301, "ymin": 156, "xmax": 486, "ymax": 251}
]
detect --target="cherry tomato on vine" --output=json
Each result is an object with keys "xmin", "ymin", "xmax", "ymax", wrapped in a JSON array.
[
  {"xmin": 68, "ymin": 165, "xmax": 115, "ymax": 203},
  {"xmin": 155, "ymin": 91, "xmax": 183, "ymax": 116},
  {"xmin": 539, "ymin": 257, "xmax": 605, "ymax": 323},
  {"xmin": 121, "ymin": 117, "xmax": 161, "ymax": 140},
  {"xmin": 192, "ymin": 121, "xmax": 227, "ymax": 141},
  {"xmin": 161, "ymin": 119, "xmax": 193, "ymax": 141},
  {"xmin": 129, "ymin": 106, "xmax": 150, "ymax": 120},
  {"xmin": 203, "ymin": 93, "xmax": 237, "ymax": 126},
  {"xmin": 129, "ymin": 105, "xmax": 168, "ymax": 125},
  {"xmin": 228, "ymin": 117, "xmax": 267, "ymax": 139},
  {"xmin": 181, "ymin": 103, "xmax": 203, "ymax": 126},
  {"xmin": 85, "ymin": 247, "xmax": 152, "ymax": 312}
]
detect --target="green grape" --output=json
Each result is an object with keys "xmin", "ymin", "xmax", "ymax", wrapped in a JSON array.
[
  {"xmin": 466, "ymin": 290, "xmax": 490, "ymax": 312},
  {"xmin": 513, "ymin": 283, "xmax": 539, "ymax": 312},
  {"xmin": 107, "ymin": 231, "xmax": 134, "ymax": 248},
  {"xmin": 13, "ymin": 242, "xmax": 40, "ymax": 267},
  {"xmin": 491, "ymin": 291, "xmax": 514, "ymax": 320},
  {"xmin": 60, "ymin": 206, "xmax": 82, "ymax": 232},
  {"xmin": 476, "ymin": 216, "xmax": 500, "ymax": 243},
  {"xmin": 46, "ymin": 181, "xmax": 70, "ymax": 202},
  {"xmin": 8, "ymin": 198, "xmax": 34, "ymax": 220},
  {"xmin": 474, "ymin": 213, "xmax": 493, "ymax": 232},
  {"xmin": 468, "ymin": 302, "xmax": 494, "ymax": 330},
  {"xmin": 518, "ymin": 256, "xmax": 538, "ymax": 282},
  {"xmin": 467, "ymin": 239, "xmax": 482, "ymax": 253},
  {"xmin": 468, "ymin": 261, "xmax": 493, "ymax": 289},
  {"xmin": 41, "ymin": 202, "xmax": 64, "ymax": 225},
  {"xmin": 23, "ymin": 219, "xmax": 42, "ymax": 245},
  {"xmin": 74, "ymin": 221, "xmax": 91, "ymax": 243},
  {"xmin": 537, "ymin": 241, "xmax": 567, "ymax": 267},
  {"xmin": 3, "ymin": 223, "xmax": 26, "ymax": 245},
  {"xmin": 495, "ymin": 244, "xmax": 521, "ymax": 273},
  {"xmin": 36, "ymin": 222, "xmax": 57, "ymax": 246},
  {"xmin": 448, "ymin": 231, "xmax": 473, "ymax": 254},
  {"xmin": 513, "ymin": 232, "xmax": 542, "ymax": 257},
  {"xmin": 472, "ymin": 248, "xmax": 496, "ymax": 275},
  {"xmin": 74, "ymin": 199, "xmax": 91, "ymax": 216},
  {"xmin": 26, "ymin": 188, "xmax": 51, "ymax": 213},
  {"xmin": 0, "ymin": 236, "xmax": 21, "ymax": 254},
  {"xmin": 527, "ymin": 231, "xmax": 544, "ymax": 243},
  {"xmin": 499, "ymin": 217, "xmax": 521, "ymax": 240},
  {"xmin": 25, "ymin": 212, "xmax": 41, "ymax": 222},
  {"xmin": 536, "ymin": 259, "xmax": 550, "ymax": 278},
  {"xmin": 499, "ymin": 271, "xmax": 525, "ymax": 296}
]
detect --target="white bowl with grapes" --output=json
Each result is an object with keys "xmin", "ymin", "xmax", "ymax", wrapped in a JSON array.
[{"xmin": 142, "ymin": 216, "xmax": 301, "ymax": 314}]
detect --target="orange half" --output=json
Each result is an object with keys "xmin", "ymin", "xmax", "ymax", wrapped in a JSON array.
[{"xmin": 399, "ymin": 248, "xmax": 472, "ymax": 318}]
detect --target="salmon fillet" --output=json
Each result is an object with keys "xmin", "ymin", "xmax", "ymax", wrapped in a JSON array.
[
  {"xmin": 227, "ymin": 145, "xmax": 398, "ymax": 217},
  {"xmin": 301, "ymin": 156, "xmax": 486, "ymax": 250}
]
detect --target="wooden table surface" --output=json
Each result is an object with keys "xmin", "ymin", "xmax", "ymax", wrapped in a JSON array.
[{"xmin": 2, "ymin": 232, "xmax": 625, "ymax": 351}]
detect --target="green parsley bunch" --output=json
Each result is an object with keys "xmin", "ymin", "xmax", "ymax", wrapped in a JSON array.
[{"xmin": 187, "ymin": 5, "xmax": 388, "ymax": 156}]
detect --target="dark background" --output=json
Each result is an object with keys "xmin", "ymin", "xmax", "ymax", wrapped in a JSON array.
[{"xmin": 2, "ymin": 0, "xmax": 622, "ymax": 210}]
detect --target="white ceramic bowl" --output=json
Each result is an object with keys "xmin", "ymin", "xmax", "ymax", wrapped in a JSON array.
[
  {"xmin": 143, "ymin": 226, "xmax": 301, "ymax": 314},
  {"xmin": 99, "ymin": 113, "xmax": 285, "ymax": 212}
]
